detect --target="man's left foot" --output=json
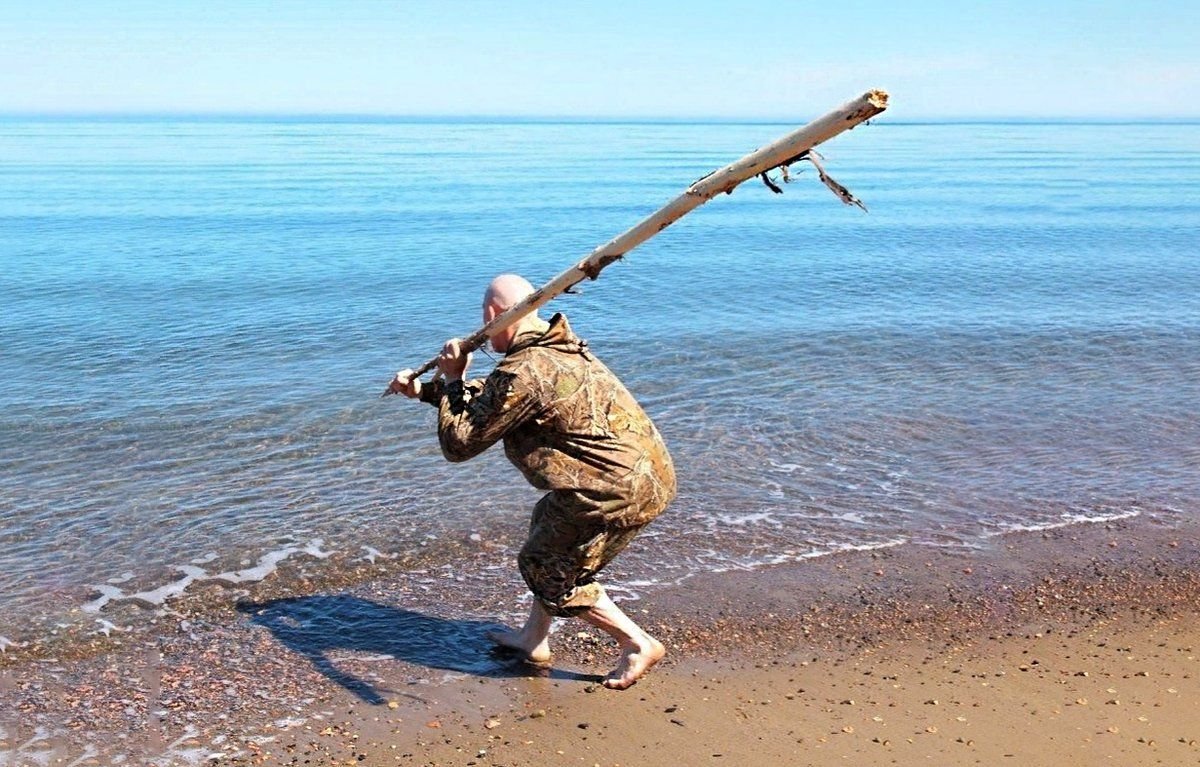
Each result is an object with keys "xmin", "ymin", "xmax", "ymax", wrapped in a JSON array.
[
  {"xmin": 487, "ymin": 626, "xmax": 552, "ymax": 666},
  {"xmin": 602, "ymin": 636, "xmax": 665, "ymax": 690}
]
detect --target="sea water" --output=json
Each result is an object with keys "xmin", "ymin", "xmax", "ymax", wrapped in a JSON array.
[{"xmin": 1, "ymin": 116, "xmax": 1198, "ymax": 650}]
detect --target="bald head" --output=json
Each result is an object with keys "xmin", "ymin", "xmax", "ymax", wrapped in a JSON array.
[
  {"xmin": 482, "ymin": 274, "xmax": 545, "ymax": 353},
  {"xmin": 483, "ymin": 273, "xmax": 536, "ymax": 312}
]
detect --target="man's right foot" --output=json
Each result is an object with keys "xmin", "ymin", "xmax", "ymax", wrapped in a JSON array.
[
  {"xmin": 487, "ymin": 627, "xmax": 553, "ymax": 666},
  {"xmin": 602, "ymin": 636, "xmax": 665, "ymax": 690}
]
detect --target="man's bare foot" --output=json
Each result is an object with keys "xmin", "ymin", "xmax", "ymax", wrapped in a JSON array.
[
  {"xmin": 487, "ymin": 627, "xmax": 552, "ymax": 666},
  {"xmin": 602, "ymin": 636, "xmax": 665, "ymax": 690}
]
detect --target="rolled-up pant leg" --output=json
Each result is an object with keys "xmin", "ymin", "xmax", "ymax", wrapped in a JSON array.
[{"xmin": 518, "ymin": 492, "xmax": 645, "ymax": 618}]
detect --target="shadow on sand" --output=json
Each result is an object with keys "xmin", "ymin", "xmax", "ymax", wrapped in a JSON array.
[{"xmin": 237, "ymin": 595, "xmax": 599, "ymax": 704}]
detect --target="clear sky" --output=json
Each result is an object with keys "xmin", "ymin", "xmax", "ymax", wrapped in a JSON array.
[{"xmin": 3, "ymin": 0, "xmax": 1197, "ymax": 119}]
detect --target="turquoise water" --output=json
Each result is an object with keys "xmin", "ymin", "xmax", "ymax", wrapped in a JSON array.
[{"xmin": 1, "ymin": 118, "xmax": 1198, "ymax": 647}]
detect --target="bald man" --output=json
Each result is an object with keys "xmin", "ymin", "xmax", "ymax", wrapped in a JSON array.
[{"xmin": 388, "ymin": 274, "xmax": 676, "ymax": 689}]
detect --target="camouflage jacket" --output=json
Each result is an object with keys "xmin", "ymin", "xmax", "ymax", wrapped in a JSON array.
[{"xmin": 420, "ymin": 313, "xmax": 675, "ymax": 524}]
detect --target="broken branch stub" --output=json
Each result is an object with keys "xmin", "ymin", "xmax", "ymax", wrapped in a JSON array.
[{"xmin": 386, "ymin": 89, "xmax": 888, "ymax": 392}]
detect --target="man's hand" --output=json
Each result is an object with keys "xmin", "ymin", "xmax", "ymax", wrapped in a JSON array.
[
  {"xmin": 438, "ymin": 338, "xmax": 472, "ymax": 381},
  {"xmin": 387, "ymin": 369, "xmax": 422, "ymax": 399}
]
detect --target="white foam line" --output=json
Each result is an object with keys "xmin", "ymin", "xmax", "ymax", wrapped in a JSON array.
[
  {"xmin": 302, "ymin": 539, "xmax": 333, "ymax": 559},
  {"xmin": 64, "ymin": 744, "xmax": 99, "ymax": 767},
  {"xmin": 272, "ymin": 717, "xmax": 306, "ymax": 730},
  {"xmin": 209, "ymin": 550, "xmax": 297, "ymax": 586},
  {"xmin": 244, "ymin": 736, "xmax": 276, "ymax": 746},
  {"xmin": 0, "ymin": 635, "xmax": 26, "ymax": 653},
  {"xmin": 833, "ymin": 511, "xmax": 868, "ymax": 524},
  {"xmin": 603, "ymin": 584, "xmax": 642, "ymax": 602},
  {"xmin": 327, "ymin": 653, "xmax": 395, "ymax": 663},
  {"xmin": 81, "ymin": 584, "xmax": 126, "ymax": 614},
  {"xmin": 820, "ymin": 538, "xmax": 908, "ymax": 555},
  {"xmin": 210, "ymin": 538, "xmax": 334, "ymax": 585},
  {"xmin": 80, "ymin": 538, "xmax": 337, "ymax": 613},
  {"xmin": 714, "ymin": 511, "xmax": 777, "ymax": 527},
  {"xmin": 123, "ymin": 566, "xmax": 209, "ymax": 609},
  {"xmin": 89, "ymin": 619, "xmax": 125, "ymax": 637},
  {"xmin": 679, "ymin": 538, "xmax": 909, "ymax": 575},
  {"xmin": 147, "ymin": 725, "xmax": 208, "ymax": 767},
  {"xmin": 768, "ymin": 461, "xmax": 804, "ymax": 474},
  {"xmin": 360, "ymin": 546, "xmax": 396, "ymax": 564},
  {"xmin": 982, "ymin": 508, "xmax": 1142, "ymax": 538},
  {"xmin": 707, "ymin": 564, "xmax": 757, "ymax": 574},
  {"xmin": 9, "ymin": 728, "xmax": 54, "ymax": 767},
  {"xmin": 915, "ymin": 538, "xmax": 989, "ymax": 550}
]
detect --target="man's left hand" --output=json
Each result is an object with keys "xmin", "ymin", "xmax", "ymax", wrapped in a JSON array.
[{"xmin": 438, "ymin": 338, "xmax": 472, "ymax": 381}]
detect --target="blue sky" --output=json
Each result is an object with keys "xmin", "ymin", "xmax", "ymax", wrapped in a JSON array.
[{"xmin": 3, "ymin": 1, "xmax": 1197, "ymax": 118}]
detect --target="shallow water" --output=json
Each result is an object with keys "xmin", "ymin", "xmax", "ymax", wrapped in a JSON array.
[{"xmin": 1, "ymin": 117, "xmax": 1198, "ymax": 649}]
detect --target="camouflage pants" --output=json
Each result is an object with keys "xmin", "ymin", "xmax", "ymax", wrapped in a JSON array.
[{"xmin": 517, "ymin": 489, "xmax": 653, "ymax": 618}]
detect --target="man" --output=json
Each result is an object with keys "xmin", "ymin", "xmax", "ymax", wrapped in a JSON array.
[{"xmin": 389, "ymin": 274, "xmax": 676, "ymax": 689}]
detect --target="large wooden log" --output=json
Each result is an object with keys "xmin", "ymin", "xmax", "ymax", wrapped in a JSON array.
[{"xmin": 386, "ymin": 89, "xmax": 888, "ymax": 392}]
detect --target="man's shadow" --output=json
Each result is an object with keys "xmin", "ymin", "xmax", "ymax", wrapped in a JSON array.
[{"xmin": 237, "ymin": 595, "xmax": 599, "ymax": 704}]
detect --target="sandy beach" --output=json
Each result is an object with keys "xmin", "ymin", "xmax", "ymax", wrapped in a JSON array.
[
  {"xmin": 3, "ymin": 4, "xmax": 1198, "ymax": 766},
  {"xmin": 1, "ymin": 513, "xmax": 1196, "ymax": 766},
  {"xmin": 5, "ymin": 111, "xmax": 1198, "ymax": 767}
]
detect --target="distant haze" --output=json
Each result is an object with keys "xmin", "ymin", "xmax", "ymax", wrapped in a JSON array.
[{"xmin": 2, "ymin": 1, "xmax": 1198, "ymax": 119}]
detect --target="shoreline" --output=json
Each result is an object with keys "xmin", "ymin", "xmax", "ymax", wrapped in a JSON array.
[{"xmin": 1, "ymin": 513, "xmax": 1197, "ymax": 765}]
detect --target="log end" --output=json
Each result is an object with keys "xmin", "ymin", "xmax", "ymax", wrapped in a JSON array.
[{"xmin": 867, "ymin": 89, "xmax": 889, "ymax": 110}]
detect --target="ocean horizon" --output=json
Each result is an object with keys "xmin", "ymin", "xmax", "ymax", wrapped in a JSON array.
[{"xmin": 3, "ymin": 112, "xmax": 1199, "ymax": 125}]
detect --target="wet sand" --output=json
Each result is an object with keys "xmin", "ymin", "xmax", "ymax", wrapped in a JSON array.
[{"xmin": 2, "ymin": 515, "xmax": 1197, "ymax": 766}]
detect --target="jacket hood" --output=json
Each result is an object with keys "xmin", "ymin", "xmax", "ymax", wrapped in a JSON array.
[{"xmin": 507, "ymin": 313, "xmax": 590, "ymax": 357}]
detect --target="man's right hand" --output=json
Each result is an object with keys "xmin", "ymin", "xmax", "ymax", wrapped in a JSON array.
[{"xmin": 387, "ymin": 369, "xmax": 422, "ymax": 399}]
